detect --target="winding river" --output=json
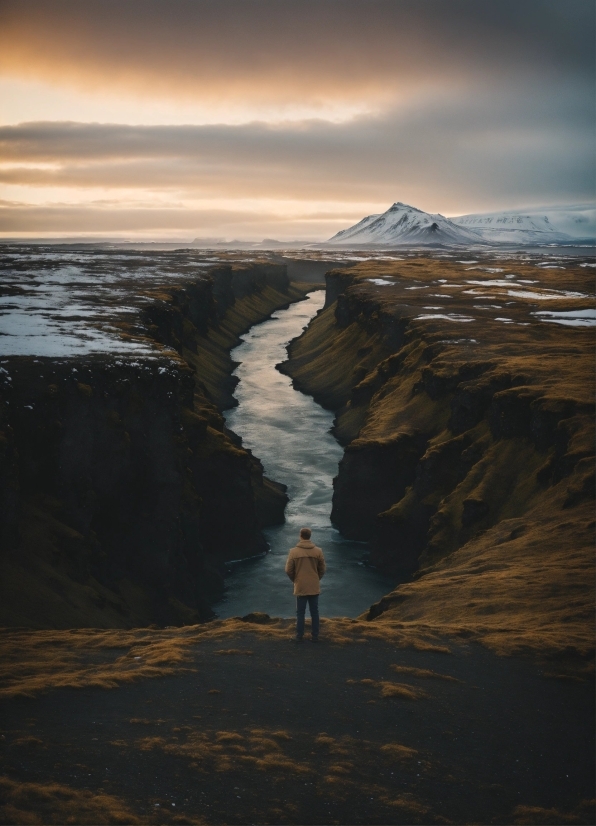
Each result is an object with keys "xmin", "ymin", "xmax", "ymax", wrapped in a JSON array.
[{"xmin": 214, "ymin": 290, "xmax": 394, "ymax": 619}]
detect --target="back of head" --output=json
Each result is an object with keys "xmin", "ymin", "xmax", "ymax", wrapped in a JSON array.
[{"xmin": 299, "ymin": 527, "xmax": 312, "ymax": 540}]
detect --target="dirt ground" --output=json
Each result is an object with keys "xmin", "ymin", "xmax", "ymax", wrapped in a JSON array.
[{"xmin": 0, "ymin": 619, "xmax": 594, "ymax": 825}]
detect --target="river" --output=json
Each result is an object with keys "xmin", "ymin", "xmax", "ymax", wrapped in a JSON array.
[{"xmin": 214, "ymin": 290, "xmax": 395, "ymax": 619}]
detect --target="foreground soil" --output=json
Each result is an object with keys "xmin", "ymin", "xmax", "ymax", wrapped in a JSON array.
[{"xmin": 0, "ymin": 619, "xmax": 593, "ymax": 825}]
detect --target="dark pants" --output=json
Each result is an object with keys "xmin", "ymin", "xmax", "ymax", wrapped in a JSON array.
[{"xmin": 296, "ymin": 595, "xmax": 319, "ymax": 639}]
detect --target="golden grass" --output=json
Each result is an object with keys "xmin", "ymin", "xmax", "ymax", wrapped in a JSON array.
[
  {"xmin": 322, "ymin": 773, "xmax": 351, "ymax": 787},
  {"xmin": 249, "ymin": 728, "xmax": 292, "ymax": 740},
  {"xmin": 390, "ymin": 665, "xmax": 461, "ymax": 681},
  {"xmin": 215, "ymin": 731, "xmax": 243, "ymax": 742},
  {"xmin": 513, "ymin": 799, "xmax": 595, "ymax": 825},
  {"xmin": 315, "ymin": 734, "xmax": 336, "ymax": 746},
  {"xmin": 246, "ymin": 752, "xmax": 309, "ymax": 773},
  {"xmin": 0, "ymin": 627, "xmax": 200, "ymax": 699},
  {"xmin": 381, "ymin": 794, "xmax": 429, "ymax": 815},
  {"xmin": 0, "ymin": 600, "xmax": 587, "ymax": 707},
  {"xmin": 380, "ymin": 743, "xmax": 418, "ymax": 761},
  {"xmin": 313, "ymin": 733, "xmax": 354, "ymax": 757},
  {"xmin": 326, "ymin": 763, "xmax": 354, "ymax": 774},
  {"xmin": 11, "ymin": 736, "xmax": 45, "ymax": 748},
  {"xmin": 0, "ymin": 777, "xmax": 144, "ymax": 825},
  {"xmin": 0, "ymin": 618, "xmax": 461, "ymax": 699},
  {"xmin": 133, "ymin": 726, "xmax": 310, "ymax": 775},
  {"xmin": 366, "ymin": 500, "xmax": 595, "ymax": 661},
  {"xmin": 378, "ymin": 680, "xmax": 427, "ymax": 700},
  {"xmin": 284, "ymin": 257, "xmax": 595, "ymax": 663},
  {"xmin": 108, "ymin": 724, "xmax": 429, "ymax": 816},
  {"xmin": 347, "ymin": 677, "xmax": 427, "ymax": 700}
]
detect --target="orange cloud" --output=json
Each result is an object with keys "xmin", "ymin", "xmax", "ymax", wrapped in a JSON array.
[
  {"xmin": 0, "ymin": 1, "xmax": 592, "ymax": 238},
  {"xmin": 0, "ymin": 199, "xmax": 357, "ymax": 240},
  {"xmin": 0, "ymin": 0, "xmax": 591, "ymax": 113},
  {"xmin": 0, "ymin": 104, "xmax": 592, "ymax": 208}
]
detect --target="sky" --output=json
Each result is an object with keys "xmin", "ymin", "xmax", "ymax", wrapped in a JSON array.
[{"xmin": 0, "ymin": 0, "xmax": 594, "ymax": 241}]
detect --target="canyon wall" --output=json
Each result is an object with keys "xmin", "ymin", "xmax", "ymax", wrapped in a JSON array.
[
  {"xmin": 0, "ymin": 263, "xmax": 307, "ymax": 629},
  {"xmin": 281, "ymin": 259, "xmax": 594, "ymax": 655}
]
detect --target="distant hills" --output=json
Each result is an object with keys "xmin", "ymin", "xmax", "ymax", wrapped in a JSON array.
[
  {"xmin": 453, "ymin": 205, "xmax": 595, "ymax": 244},
  {"xmin": 328, "ymin": 202, "xmax": 595, "ymax": 246}
]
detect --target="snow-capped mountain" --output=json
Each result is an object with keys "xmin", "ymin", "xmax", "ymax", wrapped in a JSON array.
[
  {"xmin": 327, "ymin": 202, "xmax": 485, "ymax": 246},
  {"xmin": 453, "ymin": 205, "xmax": 594, "ymax": 244}
]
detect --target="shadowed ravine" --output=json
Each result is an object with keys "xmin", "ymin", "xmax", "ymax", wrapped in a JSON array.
[{"xmin": 216, "ymin": 290, "xmax": 394, "ymax": 618}]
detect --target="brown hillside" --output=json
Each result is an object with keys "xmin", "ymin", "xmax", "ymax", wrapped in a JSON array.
[{"xmin": 282, "ymin": 254, "xmax": 595, "ymax": 658}]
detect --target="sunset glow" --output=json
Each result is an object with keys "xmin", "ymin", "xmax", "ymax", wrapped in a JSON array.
[{"xmin": 0, "ymin": 0, "xmax": 593, "ymax": 240}]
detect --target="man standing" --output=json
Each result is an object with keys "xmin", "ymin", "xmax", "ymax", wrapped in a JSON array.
[{"xmin": 285, "ymin": 527, "xmax": 326, "ymax": 642}]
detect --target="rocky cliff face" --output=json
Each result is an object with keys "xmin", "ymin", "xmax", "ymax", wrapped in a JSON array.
[
  {"xmin": 0, "ymin": 260, "xmax": 306, "ymax": 629},
  {"xmin": 281, "ymin": 254, "xmax": 594, "ymax": 651}
]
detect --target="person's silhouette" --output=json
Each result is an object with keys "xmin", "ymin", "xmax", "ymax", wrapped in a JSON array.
[{"xmin": 285, "ymin": 527, "xmax": 326, "ymax": 642}]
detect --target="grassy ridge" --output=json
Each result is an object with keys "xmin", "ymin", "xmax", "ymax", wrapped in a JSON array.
[{"xmin": 282, "ymin": 257, "xmax": 594, "ymax": 658}]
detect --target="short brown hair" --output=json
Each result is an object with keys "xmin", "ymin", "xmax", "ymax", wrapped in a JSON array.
[{"xmin": 300, "ymin": 527, "xmax": 312, "ymax": 540}]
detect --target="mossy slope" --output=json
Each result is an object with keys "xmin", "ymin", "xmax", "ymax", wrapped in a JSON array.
[{"xmin": 282, "ymin": 257, "xmax": 594, "ymax": 656}]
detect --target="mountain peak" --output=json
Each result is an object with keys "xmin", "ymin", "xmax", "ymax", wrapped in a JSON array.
[
  {"xmin": 327, "ymin": 201, "xmax": 590, "ymax": 246},
  {"xmin": 328, "ymin": 202, "xmax": 483, "ymax": 246},
  {"xmin": 389, "ymin": 201, "xmax": 417, "ymax": 211}
]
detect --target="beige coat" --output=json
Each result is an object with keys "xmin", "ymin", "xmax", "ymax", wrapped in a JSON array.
[{"xmin": 285, "ymin": 539, "xmax": 326, "ymax": 596}]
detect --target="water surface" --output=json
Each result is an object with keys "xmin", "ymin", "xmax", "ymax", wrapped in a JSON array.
[{"xmin": 215, "ymin": 291, "xmax": 395, "ymax": 618}]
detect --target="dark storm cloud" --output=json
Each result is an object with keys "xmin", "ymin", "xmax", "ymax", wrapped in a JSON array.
[{"xmin": 0, "ymin": 0, "xmax": 593, "ymax": 105}]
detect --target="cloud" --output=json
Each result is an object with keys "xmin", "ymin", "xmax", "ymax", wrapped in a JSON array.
[
  {"xmin": 0, "ymin": 199, "xmax": 349, "ymax": 240},
  {"xmin": 0, "ymin": 1, "xmax": 593, "ymax": 236},
  {"xmin": 0, "ymin": 0, "xmax": 593, "ymax": 114},
  {"xmin": 0, "ymin": 79, "xmax": 593, "ymax": 210}
]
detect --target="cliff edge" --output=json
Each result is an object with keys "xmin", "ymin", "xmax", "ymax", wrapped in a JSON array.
[
  {"xmin": 281, "ymin": 253, "xmax": 594, "ymax": 658},
  {"xmin": 0, "ymin": 255, "xmax": 309, "ymax": 628}
]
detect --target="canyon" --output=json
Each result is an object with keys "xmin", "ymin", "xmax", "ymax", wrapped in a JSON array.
[
  {"xmin": 1, "ymin": 245, "xmax": 594, "ymax": 659},
  {"xmin": 0, "ymin": 245, "xmax": 594, "ymax": 825},
  {"xmin": 282, "ymin": 251, "xmax": 594, "ymax": 658},
  {"xmin": 0, "ymin": 251, "xmax": 310, "ymax": 628}
]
